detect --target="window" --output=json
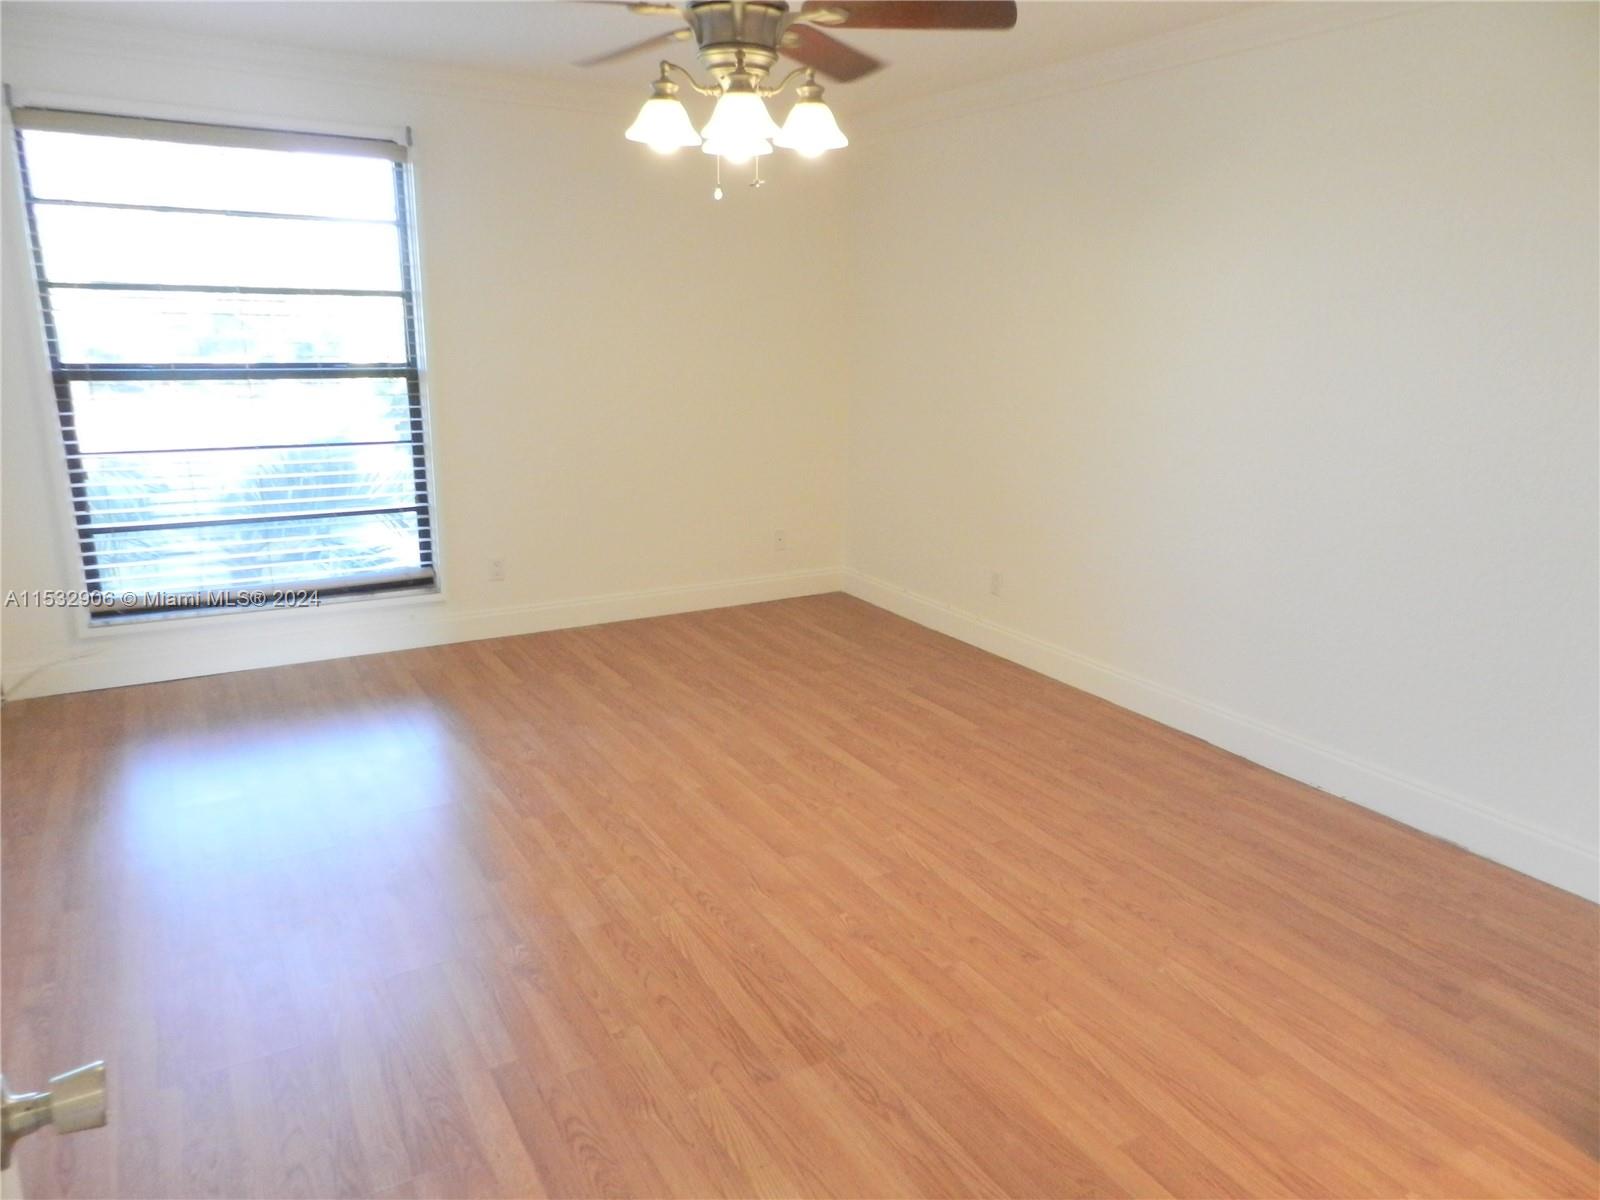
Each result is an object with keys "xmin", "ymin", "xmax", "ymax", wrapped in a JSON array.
[{"xmin": 11, "ymin": 107, "xmax": 436, "ymax": 619}]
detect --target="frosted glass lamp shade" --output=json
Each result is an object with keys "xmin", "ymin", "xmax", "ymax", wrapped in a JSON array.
[
  {"xmin": 701, "ymin": 77, "xmax": 781, "ymax": 148},
  {"xmin": 775, "ymin": 90, "xmax": 848, "ymax": 158},
  {"xmin": 625, "ymin": 85, "xmax": 702, "ymax": 153}
]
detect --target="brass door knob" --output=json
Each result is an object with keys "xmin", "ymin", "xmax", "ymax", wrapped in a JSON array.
[{"xmin": 1, "ymin": 1062, "xmax": 107, "ymax": 1168}]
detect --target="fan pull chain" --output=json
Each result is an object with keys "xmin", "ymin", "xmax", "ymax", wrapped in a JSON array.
[
  {"xmin": 713, "ymin": 155, "xmax": 723, "ymax": 201},
  {"xmin": 751, "ymin": 157, "xmax": 764, "ymax": 190}
]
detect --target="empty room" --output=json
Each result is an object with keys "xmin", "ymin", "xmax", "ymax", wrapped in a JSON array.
[{"xmin": 1, "ymin": 1, "xmax": 1595, "ymax": 1197}]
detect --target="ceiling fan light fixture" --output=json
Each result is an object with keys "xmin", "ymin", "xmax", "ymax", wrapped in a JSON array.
[
  {"xmin": 774, "ymin": 78, "xmax": 848, "ymax": 158},
  {"xmin": 596, "ymin": 0, "xmax": 1018, "ymax": 191},
  {"xmin": 624, "ymin": 77, "xmax": 703, "ymax": 153}
]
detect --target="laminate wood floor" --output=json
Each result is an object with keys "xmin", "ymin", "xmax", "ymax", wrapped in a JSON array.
[{"xmin": 3, "ymin": 594, "xmax": 1596, "ymax": 1198}]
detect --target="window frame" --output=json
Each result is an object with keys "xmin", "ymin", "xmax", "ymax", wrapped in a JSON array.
[{"xmin": 10, "ymin": 104, "xmax": 443, "ymax": 624}]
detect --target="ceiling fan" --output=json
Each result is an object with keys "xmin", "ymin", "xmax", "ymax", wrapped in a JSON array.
[
  {"xmin": 580, "ymin": 1, "xmax": 1018, "ymax": 83},
  {"xmin": 578, "ymin": 1, "xmax": 1018, "ymax": 185}
]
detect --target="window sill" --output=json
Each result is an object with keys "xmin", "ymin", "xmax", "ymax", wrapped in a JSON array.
[{"xmin": 79, "ymin": 582, "xmax": 445, "ymax": 637}]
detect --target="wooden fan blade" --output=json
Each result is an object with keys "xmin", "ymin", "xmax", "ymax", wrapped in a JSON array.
[
  {"xmin": 802, "ymin": 1, "xmax": 1017, "ymax": 30},
  {"xmin": 574, "ymin": 27, "xmax": 690, "ymax": 67},
  {"xmin": 780, "ymin": 25, "xmax": 884, "ymax": 82}
]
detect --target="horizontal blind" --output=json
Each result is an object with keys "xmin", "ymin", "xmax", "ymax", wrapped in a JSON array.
[{"xmin": 12, "ymin": 107, "xmax": 436, "ymax": 618}]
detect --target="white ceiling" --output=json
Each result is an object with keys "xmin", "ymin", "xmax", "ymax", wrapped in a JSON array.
[{"xmin": 4, "ymin": 1, "xmax": 1258, "ymax": 113}]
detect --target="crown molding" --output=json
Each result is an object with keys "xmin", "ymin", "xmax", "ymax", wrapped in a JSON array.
[
  {"xmin": 0, "ymin": 9, "xmax": 639, "ymax": 119},
  {"xmin": 849, "ymin": 1, "xmax": 1427, "ymax": 143}
]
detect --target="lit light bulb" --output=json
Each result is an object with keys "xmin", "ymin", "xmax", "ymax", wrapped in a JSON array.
[
  {"xmin": 701, "ymin": 133, "xmax": 773, "ymax": 164},
  {"xmin": 709, "ymin": 144, "xmax": 768, "ymax": 166}
]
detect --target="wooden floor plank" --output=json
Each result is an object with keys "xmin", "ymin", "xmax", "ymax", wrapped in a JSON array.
[{"xmin": 2, "ymin": 594, "xmax": 1595, "ymax": 1197}]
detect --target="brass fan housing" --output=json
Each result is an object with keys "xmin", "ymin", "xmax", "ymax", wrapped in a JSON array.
[{"xmin": 686, "ymin": 0, "xmax": 789, "ymax": 81}]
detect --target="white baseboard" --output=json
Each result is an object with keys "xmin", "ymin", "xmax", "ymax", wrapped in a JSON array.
[
  {"xmin": 2, "ymin": 568, "xmax": 844, "ymax": 702},
  {"xmin": 843, "ymin": 569, "xmax": 1599, "ymax": 903}
]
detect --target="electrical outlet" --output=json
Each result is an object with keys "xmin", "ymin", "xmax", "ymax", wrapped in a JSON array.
[
  {"xmin": 774, "ymin": 529, "xmax": 788, "ymax": 552},
  {"xmin": 989, "ymin": 570, "xmax": 1003, "ymax": 597},
  {"xmin": 488, "ymin": 558, "xmax": 506, "ymax": 582}
]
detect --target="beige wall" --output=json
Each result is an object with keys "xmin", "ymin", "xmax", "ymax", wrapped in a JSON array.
[{"xmin": 843, "ymin": 2, "xmax": 1599, "ymax": 897}]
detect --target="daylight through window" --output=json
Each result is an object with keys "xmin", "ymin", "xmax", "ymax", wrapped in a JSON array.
[{"xmin": 12, "ymin": 108, "xmax": 436, "ymax": 619}]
